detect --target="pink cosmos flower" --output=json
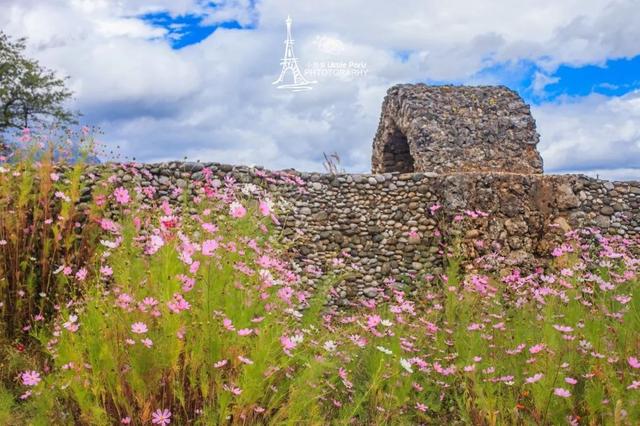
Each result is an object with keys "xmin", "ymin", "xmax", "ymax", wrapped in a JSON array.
[
  {"xmin": 628, "ymin": 381, "xmax": 640, "ymax": 390},
  {"xmin": 121, "ymin": 417, "xmax": 131, "ymax": 424},
  {"xmin": 433, "ymin": 362, "xmax": 456, "ymax": 376},
  {"xmin": 176, "ymin": 327, "xmax": 186, "ymax": 340},
  {"xmin": 202, "ymin": 239, "xmax": 219, "ymax": 256},
  {"xmin": 142, "ymin": 297, "xmax": 159, "ymax": 307},
  {"xmin": 237, "ymin": 328, "xmax": 253, "ymax": 336},
  {"xmin": 277, "ymin": 286, "xmax": 294, "ymax": 303},
  {"xmin": 94, "ymin": 194, "xmax": 106, "ymax": 206},
  {"xmin": 416, "ymin": 402, "xmax": 427, "ymax": 412},
  {"xmin": 161, "ymin": 200, "xmax": 172, "ymax": 215},
  {"xmin": 75, "ymin": 267, "xmax": 88, "ymax": 281},
  {"xmin": 167, "ymin": 293, "xmax": 190, "ymax": 313},
  {"xmin": 224, "ymin": 384, "xmax": 242, "ymax": 395},
  {"xmin": 348, "ymin": 335, "xmax": 367, "ymax": 348},
  {"xmin": 529, "ymin": 343, "xmax": 545, "ymax": 354},
  {"xmin": 214, "ymin": 359, "xmax": 228, "ymax": 368},
  {"xmin": 160, "ymin": 215, "xmax": 178, "ymax": 229},
  {"xmin": 146, "ymin": 235, "xmax": 165, "ymax": 255},
  {"xmin": 113, "ymin": 187, "xmax": 130, "ymax": 205},
  {"xmin": 238, "ymin": 355, "xmax": 253, "ymax": 365},
  {"xmin": 131, "ymin": 322, "xmax": 148, "ymax": 334},
  {"xmin": 100, "ymin": 218, "xmax": 120, "ymax": 233},
  {"xmin": 615, "ymin": 295, "xmax": 632, "ymax": 305},
  {"xmin": 258, "ymin": 199, "xmax": 272, "ymax": 216},
  {"xmin": 525, "ymin": 373, "xmax": 544, "ymax": 384},
  {"xmin": 554, "ymin": 388, "xmax": 571, "ymax": 398},
  {"xmin": 21, "ymin": 370, "xmax": 41, "ymax": 386},
  {"xmin": 63, "ymin": 315, "xmax": 79, "ymax": 333},
  {"xmin": 281, "ymin": 335, "xmax": 297, "ymax": 354},
  {"xmin": 366, "ymin": 314, "xmax": 381, "ymax": 329},
  {"xmin": 100, "ymin": 265, "xmax": 113, "ymax": 277},
  {"xmin": 141, "ymin": 338, "xmax": 153, "ymax": 348},
  {"xmin": 19, "ymin": 127, "xmax": 31, "ymax": 143},
  {"xmin": 177, "ymin": 274, "xmax": 195, "ymax": 292},
  {"xmin": 553, "ymin": 325, "xmax": 574, "ymax": 333},
  {"xmin": 628, "ymin": 357, "xmax": 640, "ymax": 369},
  {"xmin": 151, "ymin": 408, "xmax": 171, "ymax": 425},
  {"xmin": 223, "ymin": 318, "xmax": 235, "ymax": 331},
  {"xmin": 202, "ymin": 223, "xmax": 218, "ymax": 233},
  {"xmin": 229, "ymin": 201, "xmax": 247, "ymax": 218},
  {"xmin": 565, "ymin": 377, "xmax": 577, "ymax": 385}
]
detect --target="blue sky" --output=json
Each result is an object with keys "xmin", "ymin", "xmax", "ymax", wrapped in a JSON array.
[
  {"xmin": 140, "ymin": 12, "xmax": 251, "ymax": 49},
  {"xmin": 538, "ymin": 56, "xmax": 640, "ymax": 99},
  {"xmin": 2, "ymin": 0, "xmax": 639, "ymax": 180}
]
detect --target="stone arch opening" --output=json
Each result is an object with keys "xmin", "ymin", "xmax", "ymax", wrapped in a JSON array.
[{"xmin": 379, "ymin": 125, "xmax": 414, "ymax": 173}]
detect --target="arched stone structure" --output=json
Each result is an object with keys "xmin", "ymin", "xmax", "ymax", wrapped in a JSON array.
[{"xmin": 372, "ymin": 84, "xmax": 544, "ymax": 175}]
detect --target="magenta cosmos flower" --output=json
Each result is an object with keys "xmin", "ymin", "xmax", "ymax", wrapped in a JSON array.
[{"xmin": 151, "ymin": 408, "xmax": 171, "ymax": 425}]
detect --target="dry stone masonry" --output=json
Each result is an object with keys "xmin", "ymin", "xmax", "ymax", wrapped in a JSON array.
[
  {"xmin": 80, "ymin": 162, "xmax": 639, "ymax": 305},
  {"xmin": 76, "ymin": 84, "xmax": 638, "ymax": 304},
  {"xmin": 372, "ymin": 84, "xmax": 544, "ymax": 174}
]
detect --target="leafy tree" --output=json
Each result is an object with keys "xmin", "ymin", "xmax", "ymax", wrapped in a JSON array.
[{"xmin": 0, "ymin": 31, "xmax": 76, "ymax": 151}]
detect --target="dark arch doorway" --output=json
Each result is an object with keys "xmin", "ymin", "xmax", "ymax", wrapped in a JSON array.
[{"xmin": 380, "ymin": 125, "xmax": 414, "ymax": 173}]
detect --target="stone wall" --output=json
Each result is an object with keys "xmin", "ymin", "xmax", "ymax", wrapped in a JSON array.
[
  {"xmin": 80, "ymin": 162, "xmax": 640, "ymax": 305},
  {"xmin": 371, "ymin": 84, "xmax": 544, "ymax": 175},
  {"xmin": 71, "ymin": 84, "xmax": 638, "ymax": 303}
]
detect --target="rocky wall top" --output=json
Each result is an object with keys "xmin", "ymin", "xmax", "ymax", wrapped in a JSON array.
[{"xmin": 371, "ymin": 84, "xmax": 544, "ymax": 175}]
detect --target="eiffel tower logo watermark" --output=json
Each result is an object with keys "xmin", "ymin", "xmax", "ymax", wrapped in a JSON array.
[{"xmin": 273, "ymin": 15, "xmax": 316, "ymax": 92}]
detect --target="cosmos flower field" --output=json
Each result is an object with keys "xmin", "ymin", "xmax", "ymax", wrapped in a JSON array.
[{"xmin": 1, "ymin": 134, "xmax": 639, "ymax": 425}]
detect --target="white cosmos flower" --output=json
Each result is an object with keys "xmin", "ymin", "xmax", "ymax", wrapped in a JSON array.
[
  {"xmin": 376, "ymin": 346, "xmax": 392, "ymax": 355},
  {"xmin": 400, "ymin": 358, "xmax": 413, "ymax": 373},
  {"xmin": 241, "ymin": 183, "xmax": 258, "ymax": 195},
  {"xmin": 324, "ymin": 340, "xmax": 337, "ymax": 352}
]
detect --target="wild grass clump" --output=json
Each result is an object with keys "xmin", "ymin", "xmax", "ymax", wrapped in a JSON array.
[
  {"xmin": 1, "ymin": 130, "xmax": 639, "ymax": 425},
  {"xmin": 0, "ymin": 128, "xmax": 104, "ymax": 340}
]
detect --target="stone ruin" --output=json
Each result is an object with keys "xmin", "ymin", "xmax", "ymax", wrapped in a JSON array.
[
  {"xmin": 371, "ymin": 84, "xmax": 544, "ymax": 175},
  {"xmin": 75, "ymin": 84, "xmax": 639, "ymax": 304}
]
